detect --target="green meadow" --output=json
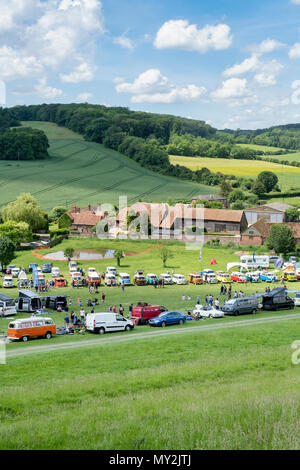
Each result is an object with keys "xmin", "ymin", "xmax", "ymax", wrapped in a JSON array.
[{"xmin": 0, "ymin": 122, "xmax": 212, "ymax": 212}]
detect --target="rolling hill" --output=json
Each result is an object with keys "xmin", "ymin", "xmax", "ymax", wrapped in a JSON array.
[{"xmin": 0, "ymin": 122, "xmax": 213, "ymax": 211}]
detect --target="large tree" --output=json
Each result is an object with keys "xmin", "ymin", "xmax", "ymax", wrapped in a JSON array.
[
  {"xmin": 266, "ymin": 224, "xmax": 296, "ymax": 255},
  {"xmin": 257, "ymin": 171, "xmax": 278, "ymax": 193},
  {"xmin": 2, "ymin": 193, "xmax": 47, "ymax": 231},
  {"xmin": 0, "ymin": 236, "xmax": 15, "ymax": 271},
  {"xmin": 0, "ymin": 221, "xmax": 32, "ymax": 244}
]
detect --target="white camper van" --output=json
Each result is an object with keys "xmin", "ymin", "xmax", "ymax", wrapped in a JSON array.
[
  {"xmin": 86, "ymin": 313, "xmax": 134, "ymax": 335},
  {"xmin": 0, "ymin": 294, "xmax": 17, "ymax": 317},
  {"xmin": 240, "ymin": 255, "xmax": 269, "ymax": 269}
]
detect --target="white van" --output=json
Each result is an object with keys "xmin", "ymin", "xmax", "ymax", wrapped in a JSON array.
[
  {"xmin": 51, "ymin": 267, "xmax": 60, "ymax": 278},
  {"xmin": 3, "ymin": 276, "xmax": 13, "ymax": 288},
  {"xmin": 240, "ymin": 255, "xmax": 269, "ymax": 269},
  {"xmin": 160, "ymin": 274, "xmax": 173, "ymax": 285},
  {"xmin": 172, "ymin": 274, "xmax": 187, "ymax": 285},
  {"xmin": 0, "ymin": 294, "xmax": 17, "ymax": 317},
  {"xmin": 118, "ymin": 273, "xmax": 131, "ymax": 286},
  {"xmin": 69, "ymin": 261, "xmax": 77, "ymax": 270},
  {"xmin": 105, "ymin": 274, "xmax": 117, "ymax": 287},
  {"xmin": 11, "ymin": 267, "xmax": 20, "ymax": 278},
  {"xmin": 107, "ymin": 267, "xmax": 117, "ymax": 276},
  {"xmin": 86, "ymin": 313, "xmax": 134, "ymax": 335}
]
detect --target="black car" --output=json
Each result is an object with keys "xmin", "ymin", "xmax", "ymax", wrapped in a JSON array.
[{"xmin": 262, "ymin": 287, "xmax": 295, "ymax": 311}]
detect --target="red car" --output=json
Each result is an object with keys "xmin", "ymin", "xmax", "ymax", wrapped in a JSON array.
[
  {"xmin": 231, "ymin": 272, "xmax": 247, "ymax": 283},
  {"xmin": 131, "ymin": 305, "xmax": 168, "ymax": 325}
]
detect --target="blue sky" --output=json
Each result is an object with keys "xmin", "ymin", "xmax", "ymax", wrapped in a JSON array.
[{"xmin": 1, "ymin": 0, "xmax": 300, "ymax": 129}]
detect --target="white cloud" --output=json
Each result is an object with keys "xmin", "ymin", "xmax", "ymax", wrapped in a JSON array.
[
  {"xmin": 0, "ymin": 0, "xmax": 39, "ymax": 33},
  {"xmin": 211, "ymin": 78, "xmax": 251, "ymax": 100},
  {"xmin": 0, "ymin": 46, "xmax": 43, "ymax": 81},
  {"xmin": 223, "ymin": 55, "xmax": 260, "ymax": 77},
  {"xmin": 131, "ymin": 85, "xmax": 206, "ymax": 104},
  {"xmin": 116, "ymin": 69, "xmax": 206, "ymax": 104},
  {"xmin": 35, "ymin": 79, "xmax": 63, "ymax": 99},
  {"xmin": 154, "ymin": 19, "xmax": 232, "ymax": 53},
  {"xmin": 76, "ymin": 92, "xmax": 93, "ymax": 101},
  {"xmin": 289, "ymin": 43, "xmax": 300, "ymax": 59},
  {"xmin": 114, "ymin": 35, "xmax": 135, "ymax": 50},
  {"xmin": 291, "ymin": 0, "xmax": 300, "ymax": 4},
  {"xmin": 249, "ymin": 38, "xmax": 285, "ymax": 55},
  {"xmin": 60, "ymin": 63, "xmax": 95, "ymax": 83},
  {"xmin": 116, "ymin": 69, "xmax": 170, "ymax": 94}
]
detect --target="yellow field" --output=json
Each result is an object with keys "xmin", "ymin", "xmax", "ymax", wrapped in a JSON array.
[{"xmin": 169, "ymin": 155, "xmax": 300, "ymax": 189}]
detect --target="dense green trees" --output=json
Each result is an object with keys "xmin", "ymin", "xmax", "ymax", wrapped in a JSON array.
[
  {"xmin": 257, "ymin": 171, "xmax": 279, "ymax": 193},
  {"xmin": 0, "ymin": 236, "xmax": 15, "ymax": 270},
  {"xmin": 266, "ymin": 225, "xmax": 296, "ymax": 255},
  {"xmin": 0, "ymin": 221, "xmax": 32, "ymax": 245},
  {"xmin": 0, "ymin": 127, "xmax": 49, "ymax": 161}
]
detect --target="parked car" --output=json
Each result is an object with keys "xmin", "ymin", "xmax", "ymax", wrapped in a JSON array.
[
  {"xmin": 42, "ymin": 262, "xmax": 52, "ymax": 273},
  {"xmin": 231, "ymin": 272, "xmax": 247, "ymax": 283},
  {"xmin": 88, "ymin": 267, "xmax": 97, "ymax": 276},
  {"xmin": 69, "ymin": 267, "xmax": 78, "ymax": 277},
  {"xmin": 289, "ymin": 256, "xmax": 298, "ymax": 265},
  {"xmin": 69, "ymin": 261, "xmax": 77, "ymax": 270},
  {"xmin": 294, "ymin": 293, "xmax": 300, "ymax": 307},
  {"xmin": 246, "ymin": 272, "xmax": 260, "ymax": 283},
  {"xmin": 134, "ymin": 270, "xmax": 147, "ymax": 286},
  {"xmin": 146, "ymin": 273, "xmax": 159, "ymax": 285},
  {"xmin": 262, "ymin": 287, "xmax": 295, "ymax": 311},
  {"xmin": 202, "ymin": 270, "xmax": 218, "ymax": 284},
  {"xmin": 86, "ymin": 313, "xmax": 134, "ymax": 334},
  {"xmin": 51, "ymin": 267, "xmax": 60, "ymax": 278},
  {"xmin": 7, "ymin": 317, "xmax": 56, "ymax": 342},
  {"xmin": 88, "ymin": 272, "xmax": 101, "ymax": 286},
  {"xmin": 131, "ymin": 304, "xmax": 168, "ymax": 325},
  {"xmin": 6, "ymin": 265, "xmax": 16, "ymax": 275},
  {"xmin": 269, "ymin": 256, "xmax": 280, "ymax": 265},
  {"xmin": 260, "ymin": 271, "xmax": 279, "ymax": 282},
  {"xmin": 118, "ymin": 273, "xmax": 131, "ymax": 286},
  {"xmin": 17, "ymin": 290, "xmax": 42, "ymax": 312},
  {"xmin": 105, "ymin": 274, "xmax": 117, "ymax": 287},
  {"xmin": 159, "ymin": 274, "xmax": 173, "ymax": 285},
  {"xmin": 11, "ymin": 267, "xmax": 20, "ymax": 278},
  {"xmin": 0, "ymin": 294, "xmax": 17, "ymax": 317},
  {"xmin": 55, "ymin": 277, "xmax": 67, "ymax": 288},
  {"xmin": 172, "ymin": 274, "xmax": 187, "ymax": 285},
  {"xmin": 188, "ymin": 273, "xmax": 204, "ymax": 285},
  {"xmin": 222, "ymin": 297, "xmax": 260, "ymax": 316},
  {"xmin": 282, "ymin": 271, "xmax": 297, "ymax": 282},
  {"xmin": 71, "ymin": 272, "xmax": 82, "ymax": 286},
  {"xmin": 193, "ymin": 305, "xmax": 224, "ymax": 318},
  {"xmin": 3, "ymin": 276, "xmax": 13, "ymax": 288},
  {"xmin": 106, "ymin": 267, "xmax": 117, "ymax": 276},
  {"xmin": 216, "ymin": 271, "xmax": 231, "ymax": 283},
  {"xmin": 148, "ymin": 311, "xmax": 186, "ymax": 327}
]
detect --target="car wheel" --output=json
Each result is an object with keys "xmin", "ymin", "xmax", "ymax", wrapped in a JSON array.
[
  {"xmin": 45, "ymin": 331, "xmax": 52, "ymax": 339},
  {"xmin": 125, "ymin": 325, "xmax": 131, "ymax": 331},
  {"xmin": 21, "ymin": 336, "xmax": 29, "ymax": 342},
  {"xmin": 209, "ymin": 314, "xmax": 213, "ymax": 319},
  {"xmin": 161, "ymin": 321, "xmax": 166, "ymax": 328},
  {"xmin": 234, "ymin": 311, "xmax": 239, "ymax": 316},
  {"xmin": 99, "ymin": 327, "xmax": 105, "ymax": 335},
  {"xmin": 179, "ymin": 319, "xmax": 183, "ymax": 325}
]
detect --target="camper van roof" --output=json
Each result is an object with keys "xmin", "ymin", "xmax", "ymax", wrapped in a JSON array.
[
  {"xmin": 263, "ymin": 287, "xmax": 286, "ymax": 297},
  {"xmin": 0, "ymin": 293, "xmax": 14, "ymax": 302},
  {"xmin": 19, "ymin": 290, "xmax": 40, "ymax": 299}
]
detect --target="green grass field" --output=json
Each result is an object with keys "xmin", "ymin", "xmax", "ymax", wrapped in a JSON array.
[
  {"xmin": 1, "ymin": 240, "xmax": 300, "ymax": 449},
  {"xmin": 236, "ymin": 143, "xmax": 288, "ymax": 153},
  {"xmin": 169, "ymin": 155, "xmax": 300, "ymax": 190},
  {"xmin": 0, "ymin": 122, "xmax": 213, "ymax": 211}
]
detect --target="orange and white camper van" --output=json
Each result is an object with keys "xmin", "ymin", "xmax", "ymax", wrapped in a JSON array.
[{"xmin": 8, "ymin": 317, "xmax": 56, "ymax": 342}]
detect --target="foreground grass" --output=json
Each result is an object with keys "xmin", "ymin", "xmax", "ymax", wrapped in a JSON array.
[{"xmin": 1, "ymin": 319, "xmax": 300, "ymax": 449}]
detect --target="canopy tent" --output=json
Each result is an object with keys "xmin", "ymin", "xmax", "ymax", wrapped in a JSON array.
[
  {"xmin": 210, "ymin": 259, "xmax": 217, "ymax": 265},
  {"xmin": 18, "ymin": 270, "xmax": 28, "ymax": 281},
  {"xmin": 226, "ymin": 262, "xmax": 248, "ymax": 272}
]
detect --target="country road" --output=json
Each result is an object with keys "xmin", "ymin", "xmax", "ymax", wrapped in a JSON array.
[{"xmin": 6, "ymin": 313, "xmax": 300, "ymax": 360}]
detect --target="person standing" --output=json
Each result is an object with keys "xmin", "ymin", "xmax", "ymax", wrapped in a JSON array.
[
  {"xmin": 64, "ymin": 314, "xmax": 70, "ymax": 331},
  {"xmin": 102, "ymin": 293, "xmax": 106, "ymax": 304},
  {"xmin": 119, "ymin": 304, "xmax": 124, "ymax": 316}
]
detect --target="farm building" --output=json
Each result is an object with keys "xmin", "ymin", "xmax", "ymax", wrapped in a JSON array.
[
  {"xmin": 68, "ymin": 204, "xmax": 105, "ymax": 235},
  {"xmin": 244, "ymin": 202, "xmax": 293, "ymax": 225},
  {"xmin": 240, "ymin": 218, "xmax": 300, "ymax": 245},
  {"xmin": 116, "ymin": 202, "xmax": 168, "ymax": 231},
  {"xmin": 158, "ymin": 205, "xmax": 247, "ymax": 236}
]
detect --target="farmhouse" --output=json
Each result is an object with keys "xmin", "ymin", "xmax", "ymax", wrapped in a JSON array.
[
  {"xmin": 244, "ymin": 202, "xmax": 293, "ymax": 225},
  {"xmin": 240, "ymin": 218, "xmax": 300, "ymax": 245},
  {"xmin": 116, "ymin": 202, "xmax": 168, "ymax": 231},
  {"xmin": 68, "ymin": 204, "xmax": 105, "ymax": 235},
  {"xmin": 158, "ymin": 204, "xmax": 247, "ymax": 236}
]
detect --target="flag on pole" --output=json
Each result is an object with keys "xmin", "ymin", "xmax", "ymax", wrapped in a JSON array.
[
  {"xmin": 199, "ymin": 248, "xmax": 202, "ymax": 262},
  {"xmin": 253, "ymin": 248, "xmax": 256, "ymax": 263}
]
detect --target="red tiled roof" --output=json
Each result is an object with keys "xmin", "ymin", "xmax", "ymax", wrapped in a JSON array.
[{"xmin": 70, "ymin": 212, "xmax": 103, "ymax": 227}]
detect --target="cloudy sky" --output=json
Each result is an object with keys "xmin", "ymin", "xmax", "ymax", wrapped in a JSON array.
[{"xmin": 2, "ymin": 0, "xmax": 300, "ymax": 129}]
